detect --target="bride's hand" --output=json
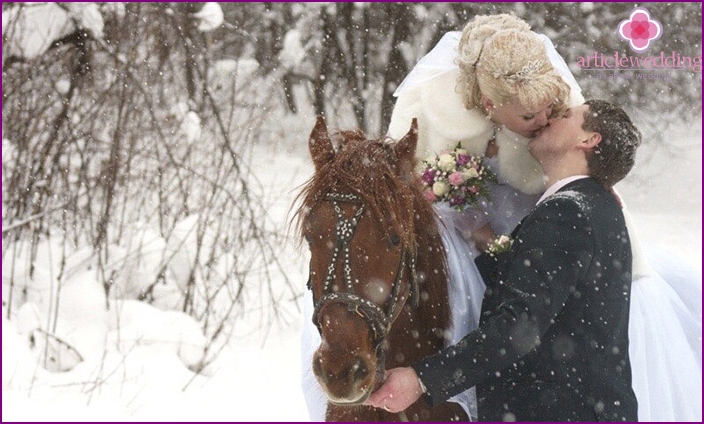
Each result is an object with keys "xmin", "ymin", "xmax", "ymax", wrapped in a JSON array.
[{"xmin": 471, "ymin": 223, "xmax": 496, "ymax": 251}]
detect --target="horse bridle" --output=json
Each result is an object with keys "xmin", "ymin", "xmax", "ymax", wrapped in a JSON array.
[{"xmin": 309, "ymin": 192, "xmax": 420, "ymax": 381}]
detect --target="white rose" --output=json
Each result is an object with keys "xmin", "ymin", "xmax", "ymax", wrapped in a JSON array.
[
  {"xmin": 463, "ymin": 168, "xmax": 479, "ymax": 179},
  {"xmin": 425, "ymin": 155, "xmax": 437, "ymax": 166},
  {"xmin": 438, "ymin": 154, "xmax": 455, "ymax": 172},
  {"xmin": 432, "ymin": 181, "xmax": 450, "ymax": 197}
]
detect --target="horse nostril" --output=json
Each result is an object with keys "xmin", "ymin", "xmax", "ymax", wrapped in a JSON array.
[{"xmin": 349, "ymin": 356, "xmax": 369, "ymax": 382}]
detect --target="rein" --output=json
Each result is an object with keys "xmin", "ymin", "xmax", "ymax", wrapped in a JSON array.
[{"xmin": 310, "ymin": 191, "xmax": 420, "ymax": 383}]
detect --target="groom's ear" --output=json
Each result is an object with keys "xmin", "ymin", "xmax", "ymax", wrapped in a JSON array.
[{"xmin": 579, "ymin": 132, "xmax": 602, "ymax": 152}]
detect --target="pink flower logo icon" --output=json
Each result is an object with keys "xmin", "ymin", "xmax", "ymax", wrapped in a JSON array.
[{"xmin": 618, "ymin": 7, "xmax": 663, "ymax": 52}]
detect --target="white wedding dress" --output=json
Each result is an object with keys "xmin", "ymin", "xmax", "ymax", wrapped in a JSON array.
[{"xmin": 300, "ymin": 31, "xmax": 702, "ymax": 422}]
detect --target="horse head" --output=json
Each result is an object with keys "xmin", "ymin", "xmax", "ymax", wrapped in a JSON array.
[{"xmin": 298, "ymin": 116, "xmax": 441, "ymax": 407}]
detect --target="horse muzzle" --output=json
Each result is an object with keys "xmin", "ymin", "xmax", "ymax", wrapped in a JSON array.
[{"xmin": 313, "ymin": 348, "xmax": 379, "ymax": 404}]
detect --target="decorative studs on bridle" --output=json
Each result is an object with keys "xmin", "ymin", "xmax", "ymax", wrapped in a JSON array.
[{"xmin": 309, "ymin": 192, "xmax": 420, "ymax": 377}]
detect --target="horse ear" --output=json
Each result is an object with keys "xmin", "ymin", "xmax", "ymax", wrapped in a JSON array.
[
  {"xmin": 309, "ymin": 116, "xmax": 335, "ymax": 170},
  {"xmin": 394, "ymin": 118, "xmax": 418, "ymax": 177}
]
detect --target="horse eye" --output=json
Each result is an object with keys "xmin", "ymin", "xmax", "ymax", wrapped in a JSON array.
[{"xmin": 390, "ymin": 234, "xmax": 401, "ymax": 246}]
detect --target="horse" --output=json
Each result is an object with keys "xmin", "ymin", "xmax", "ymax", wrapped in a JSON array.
[{"xmin": 295, "ymin": 117, "xmax": 468, "ymax": 421}]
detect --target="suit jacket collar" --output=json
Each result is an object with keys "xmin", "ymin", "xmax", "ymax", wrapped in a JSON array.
[
  {"xmin": 511, "ymin": 177, "xmax": 599, "ymax": 238},
  {"xmin": 537, "ymin": 175, "xmax": 590, "ymax": 204}
]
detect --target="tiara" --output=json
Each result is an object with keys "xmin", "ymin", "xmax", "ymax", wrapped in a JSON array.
[{"xmin": 494, "ymin": 59, "xmax": 546, "ymax": 83}]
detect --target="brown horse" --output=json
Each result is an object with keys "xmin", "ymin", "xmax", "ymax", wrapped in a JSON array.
[{"xmin": 295, "ymin": 117, "xmax": 467, "ymax": 421}]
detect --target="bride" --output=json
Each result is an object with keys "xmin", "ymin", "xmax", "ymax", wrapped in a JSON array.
[{"xmin": 301, "ymin": 13, "xmax": 702, "ymax": 422}]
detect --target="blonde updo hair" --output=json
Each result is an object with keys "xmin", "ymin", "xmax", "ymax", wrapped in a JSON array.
[{"xmin": 457, "ymin": 14, "xmax": 570, "ymax": 116}]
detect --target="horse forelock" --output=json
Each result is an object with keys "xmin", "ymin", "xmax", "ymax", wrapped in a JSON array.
[{"xmin": 297, "ymin": 136, "xmax": 415, "ymax": 248}]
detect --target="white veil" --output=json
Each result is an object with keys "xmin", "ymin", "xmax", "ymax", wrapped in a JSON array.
[{"xmin": 394, "ymin": 31, "xmax": 583, "ymax": 106}]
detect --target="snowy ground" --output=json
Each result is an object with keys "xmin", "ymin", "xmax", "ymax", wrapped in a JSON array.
[
  {"xmin": 2, "ymin": 112, "xmax": 702, "ymax": 422},
  {"xmin": 2, "ymin": 111, "xmax": 315, "ymax": 422},
  {"xmin": 2, "ymin": 2, "xmax": 700, "ymax": 422}
]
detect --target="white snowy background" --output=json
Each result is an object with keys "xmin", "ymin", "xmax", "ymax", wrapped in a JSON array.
[{"xmin": 2, "ymin": 3, "xmax": 701, "ymax": 422}]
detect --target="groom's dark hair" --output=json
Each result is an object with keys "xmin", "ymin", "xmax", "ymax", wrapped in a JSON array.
[{"xmin": 582, "ymin": 100, "xmax": 642, "ymax": 188}]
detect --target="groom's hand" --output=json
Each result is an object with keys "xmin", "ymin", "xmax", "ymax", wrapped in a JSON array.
[{"xmin": 363, "ymin": 367, "xmax": 423, "ymax": 413}]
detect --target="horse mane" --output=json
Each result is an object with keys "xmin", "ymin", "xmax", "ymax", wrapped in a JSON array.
[{"xmin": 294, "ymin": 130, "xmax": 451, "ymax": 332}]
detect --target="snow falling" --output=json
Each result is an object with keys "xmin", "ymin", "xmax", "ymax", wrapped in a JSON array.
[{"xmin": 2, "ymin": 3, "xmax": 701, "ymax": 421}]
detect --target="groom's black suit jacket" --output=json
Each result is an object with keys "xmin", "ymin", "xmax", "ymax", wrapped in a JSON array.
[{"xmin": 413, "ymin": 178, "xmax": 638, "ymax": 421}]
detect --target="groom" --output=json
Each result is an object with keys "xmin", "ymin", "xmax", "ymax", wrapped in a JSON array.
[{"xmin": 365, "ymin": 100, "xmax": 641, "ymax": 421}]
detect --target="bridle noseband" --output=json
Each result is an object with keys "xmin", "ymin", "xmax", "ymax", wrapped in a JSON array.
[{"xmin": 309, "ymin": 192, "xmax": 420, "ymax": 379}]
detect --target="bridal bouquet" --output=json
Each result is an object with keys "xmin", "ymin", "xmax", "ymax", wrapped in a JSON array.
[{"xmin": 420, "ymin": 143, "xmax": 495, "ymax": 211}]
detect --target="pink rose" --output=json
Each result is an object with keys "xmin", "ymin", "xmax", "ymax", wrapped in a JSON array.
[
  {"xmin": 423, "ymin": 189, "xmax": 437, "ymax": 203},
  {"xmin": 448, "ymin": 171, "xmax": 464, "ymax": 186}
]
